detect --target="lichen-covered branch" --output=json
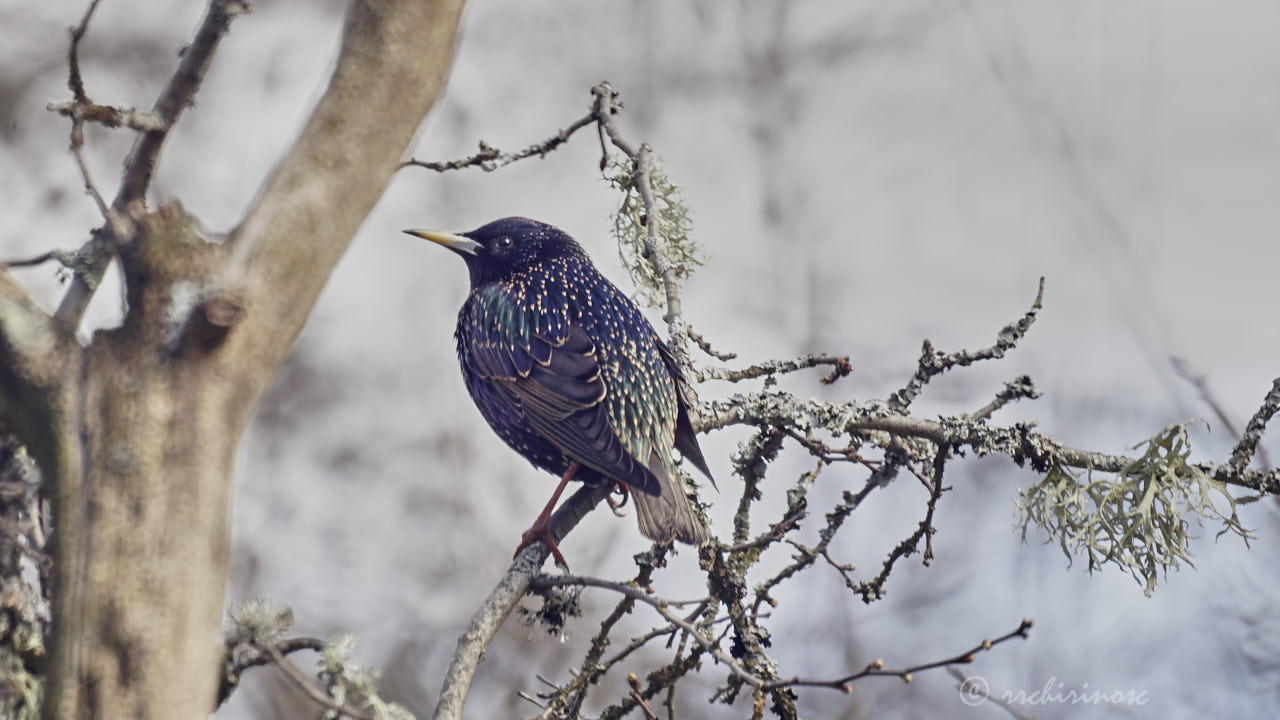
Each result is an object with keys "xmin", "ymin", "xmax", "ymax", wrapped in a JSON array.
[
  {"xmin": 697, "ymin": 353, "xmax": 852, "ymax": 385},
  {"xmin": 1228, "ymin": 377, "xmax": 1280, "ymax": 475},
  {"xmin": 887, "ymin": 277, "xmax": 1044, "ymax": 412},
  {"xmin": 971, "ymin": 375, "xmax": 1041, "ymax": 421},
  {"xmin": 698, "ymin": 384, "xmax": 1280, "ymax": 491},
  {"xmin": 529, "ymin": 574, "xmax": 763, "ymax": 689}
]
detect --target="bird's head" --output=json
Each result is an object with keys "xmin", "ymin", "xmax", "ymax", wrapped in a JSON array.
[{"xmin": 405, "ymin": 217, "xmax": 587, "ymax": 287}]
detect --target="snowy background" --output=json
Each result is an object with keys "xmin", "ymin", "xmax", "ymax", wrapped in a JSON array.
[{"xmin": 3, "ymin": 0, "xmax": 1279, "ymax": 718}]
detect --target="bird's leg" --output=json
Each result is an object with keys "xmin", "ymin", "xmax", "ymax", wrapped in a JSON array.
[
  {"xmin": 605, "ymin": 482, "xmax": 630, "ymax": 516},
  {"xmin": 515, "ymin": 462, "xmax": 579, "ymax": 569}
]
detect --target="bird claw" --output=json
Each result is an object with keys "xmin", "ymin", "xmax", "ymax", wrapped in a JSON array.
[{"xmin": 605, "ymin": 482, "xmax": 630, "ymax": 517}]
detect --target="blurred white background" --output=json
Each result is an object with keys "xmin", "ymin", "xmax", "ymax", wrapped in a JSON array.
[{"xmin": 3, "ymin": 1, "xmax": 1279, "ymax": 718}]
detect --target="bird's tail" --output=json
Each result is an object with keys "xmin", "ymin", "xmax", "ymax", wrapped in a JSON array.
[{"xmin": 632, "ymin": 451, "xmax": 709, "ymax": 545}]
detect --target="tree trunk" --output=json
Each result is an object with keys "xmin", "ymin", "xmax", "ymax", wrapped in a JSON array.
[{"xmin": 0, "ymin": 0, "xmax": 467, "ymax": 717}]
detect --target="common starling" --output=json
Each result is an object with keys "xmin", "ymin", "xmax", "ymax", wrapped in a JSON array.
[{"xmin": 406, "ymin": 217, "xmax": 712, "ymax": 564}]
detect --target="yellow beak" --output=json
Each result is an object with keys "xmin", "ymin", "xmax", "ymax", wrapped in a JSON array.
[{"xmin": 403, "ymin": 229, "xmax": 481, "ymax": 256}]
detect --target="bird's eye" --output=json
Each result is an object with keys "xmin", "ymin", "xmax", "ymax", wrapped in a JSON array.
[{"xmin": 492, "ymin": 236, "xmax": 514, "ymax": 253}]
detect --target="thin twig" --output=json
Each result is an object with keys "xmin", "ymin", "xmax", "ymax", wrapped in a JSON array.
[
  {"xmin": 47, "ymin": 101, "xmax": 166, "ymax": 132},
  {"xmin": 218, "ymin": 636, "xmax": 326, "ymax": 705},
  {"xmin": 752, "ymin": 479, "xmax": 879, "ymax": 615},
  {"xmin": 888, "ymin": 277, "xmax": 1045, "ymax": 412},
  {"xmin": 766, "ymin": 619, "xmax": 1033, "ymax": 691},
  {"xmin": 0, "ymin": 250, "xmax": 78, "ymax": 271},
  {"xmin": 66, "ymin": 0, "xmax": 102, "ymax": 101},
  {"xmin": 255, "ymin": 641, "xmax": 373, "ymax": 720},
  {"xmin": 548, "ymin": 547, "xmax": 672, "ymax": 719},
  {"xmin": 628, "ymin": 674, "xmax": 659, "ymax": 720},
  {"xmin": 688, "ymin": 326, "xmax": 737, "ymax": 361},
  {"xmin": 530, "ymin": 574, "xmax": 765, "ymax": 690},
  {"xmin": 591, "ymin": 83, "xmax": 685, "ymax": 330},
  {"xmin": 54, "ymin": 0, "xmax": 249, "ymax": 326},
  {"xmin": 971, "ymin": 375, "xmax": 1041, "ymax": 421},
  {"xmin": 400, "ymin": 113, "xmax": 597, "ymax": 172},
  {"xmin": 68, "ymin": 118, "xmax": 114, "ymax": 225}
]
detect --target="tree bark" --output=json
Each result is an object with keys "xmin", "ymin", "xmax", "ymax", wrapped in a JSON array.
[{"xmin": 0, "ymin": 0, "xmax": 467, "ymax": 717}]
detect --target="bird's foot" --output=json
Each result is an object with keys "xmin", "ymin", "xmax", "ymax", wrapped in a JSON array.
[
  {"xmin": 513, "ymin": 461, "xmax": 578, "ymax": 570},
  {"xmin": 515, "ymin": 522, "xmax": 568, "ymax": 570},
  {"xmin": 605, "ymin": 482, "xmax": 630, "ymax": 516}
]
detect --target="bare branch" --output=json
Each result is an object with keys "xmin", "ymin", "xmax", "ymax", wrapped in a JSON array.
[
  {"xmin": 854, "ymin": 451, "xmax": 948, "ymax": 603},
  {"xmin": 116, "ymin": 0, "xmax": 250, "ymax": 204},
  {"xmin": 400, "ymin": 112, "xmax": 597, "ymax": 172},
  {"xmin": 0, "ymin": 250, "xmax": 78, "ymax": 271},
  {"xmin": 767, "ymin": 619, "xmax": 1033, "ymax": 691},
  {"xmin": 65, "ymin": 0, "xmax": 102, "ymax": 102},
  {"xmin": 54, "ymin": 0, "xmax": 250, "ymax": 327},
  {"xmin": 67, "ymin": 115, "xmax": 114, "ymax": 226},
  {"xmin": 225, "ymin": 0, "xmax": 466, "ymax": 396}
]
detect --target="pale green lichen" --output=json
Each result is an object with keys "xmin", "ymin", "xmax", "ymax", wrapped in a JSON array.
[
  {"xmin": 607, "ymin": 154, "xmax": 703, "ymax": 308},
  {"xmin": 228, "ymin": 598, "xmax": 294, "ymax": 645},
  {"xmin": 318, "ymin": 633, "xmax": 415, "ymax": 720},
  {"xmin": 1017, "ymin": 422, "xmax": 1253, "ymax": 596}
]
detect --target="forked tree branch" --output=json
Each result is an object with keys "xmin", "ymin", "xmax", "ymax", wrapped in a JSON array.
[{"xmin": 53, "ymin": 0, "xmax": 250, "ymax": 327}]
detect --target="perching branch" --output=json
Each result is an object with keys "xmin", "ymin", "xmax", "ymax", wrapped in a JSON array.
[{"xmin": 432, "ymin": 482, "xmax": 613, "ymax": 720}]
